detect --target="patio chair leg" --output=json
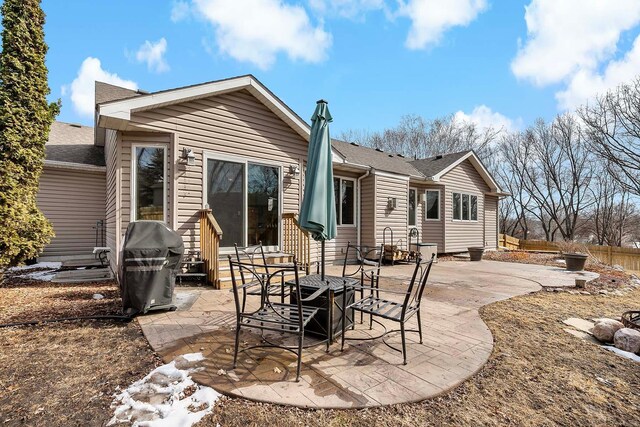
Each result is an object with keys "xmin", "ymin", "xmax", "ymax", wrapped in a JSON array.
[
  {"xmin": 400, "ymin": 321, "xmax": 407, "ymax": 365},
  {"xmin": 241, "ymin": 289, "xmax": 247, "ymax": 313},
  {"xmin": 296, "ymin": 332, "xmax": 303, "ymax": 382},
  {"xmin": 233, "ymin": 324, "xmax": 241, "ymax": 369},
  {"xmin": 417, "ymin": 310, "xmax": 423, "ymax": 344},
  {"xmin": 340, "ymin": 289, "xmax": 344, "ymax": 351}
]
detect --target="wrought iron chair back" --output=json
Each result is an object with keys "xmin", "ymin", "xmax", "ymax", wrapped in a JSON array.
[
  {"xmin": 402, "ymin": 253, "xmax": 435, "ymax": 319},
  {"xmin": 228, "ymin": 256, "xmax": 321, "ymax": 381},
  {"xmin": 342, "ymin": 242, "xmax": 383, "ymax": 285}
]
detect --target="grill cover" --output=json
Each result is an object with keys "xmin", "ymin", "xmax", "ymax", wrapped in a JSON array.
[{"xmin": 119, "ymin": 221, "xmax": 184, "ymax": 315}]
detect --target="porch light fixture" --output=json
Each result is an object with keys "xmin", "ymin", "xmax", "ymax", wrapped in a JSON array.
[
  {"xmin": 387, "ymin": 197, "xmax": 397, "ymax": 210},
  {"xmin": 288, "ymin": 164, "xmax": 300, "ymax": 176},
  {"xmin": 181, "ymin": 148, "xmax": 196, "ymax": 166}
]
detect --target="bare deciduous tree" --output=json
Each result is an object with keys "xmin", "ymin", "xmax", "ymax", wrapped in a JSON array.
[{"xmin": 579, "ymin": 77, "xmax": 640, "ymax": 196}]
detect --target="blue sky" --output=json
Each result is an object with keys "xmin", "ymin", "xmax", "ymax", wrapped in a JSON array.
[{"xmin": 42, "ymin": 0, "xmax": 640, "ymax": 135}]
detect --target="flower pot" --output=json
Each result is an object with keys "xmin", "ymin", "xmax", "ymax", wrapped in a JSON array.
[
  {"xmin": 564, "ymin": 253, "xmax": 588, "ymax": 271},
  {"xmin": 468, "ymin": 247, "xmax": 485, "ymax": 262}
]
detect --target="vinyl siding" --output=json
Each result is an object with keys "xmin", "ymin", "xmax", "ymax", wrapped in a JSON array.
[
  {"xmin": 412, "ymin": 183, "xmax": 445, "ymax": 253},
  {"xmin": 104, "ymin": 129, "xmax": 119, "ymax": 267},
  {"xmin": 375, "ymin": 174, "xmax": 409, "ymax": 250},
  {"xmin": 440, "ymin": 159, "xmax": 490, "ymax": 252},
  {"xmin": 360, "ymin": 174, "xmax": 376, "ymax": 249},
  {"xmin": 484, "ymin": 195, "xmax": 498, "ymax": 249},
  {"xmin": 115, "ymin": 90, "xmax": 307, "ymax": 258},
  {"xmin": 37, "ymin": 166, "xmax": 106, "ymax": 258}
]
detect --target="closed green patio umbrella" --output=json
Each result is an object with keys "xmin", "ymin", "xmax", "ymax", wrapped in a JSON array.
[{"xmin": 299, "ymin": 100, "xmax": 337, "ymax": 280}]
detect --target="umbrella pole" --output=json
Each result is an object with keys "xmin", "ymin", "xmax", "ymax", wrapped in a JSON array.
[{"xmin": 321, "ymin": 240, "xmax": 325, "ymax": 281}]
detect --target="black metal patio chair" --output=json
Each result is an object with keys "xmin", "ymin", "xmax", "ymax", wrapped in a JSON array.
[
  {"xmin": 340, "ymin": 253, "xmax": 435, "ymax": 364},
  {"xmin": 341, "ymin": 242, "xmax": 383, "ymax": 323},
  {"xmin": 228, "ymin": 256, "xmax": 328, "ymax": 381},
  {"xmin": 233, "ymin": 242, "xmax": 290, "ymax": 312}
]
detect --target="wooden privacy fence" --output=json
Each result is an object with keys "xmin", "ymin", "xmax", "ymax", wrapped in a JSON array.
[{"xmin": 499, "ymin": 234, "xmax": 640, "ymax": 273}]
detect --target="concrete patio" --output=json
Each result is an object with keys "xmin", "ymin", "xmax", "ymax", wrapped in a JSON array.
[{"xmin": 138, "ymin": 260, "xmax": 597, "ymax": 409}]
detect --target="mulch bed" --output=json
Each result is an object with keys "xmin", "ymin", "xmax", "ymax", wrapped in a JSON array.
[{"xmin": 1, "ymin": 266, "xmax": 639, "ymax": 426}]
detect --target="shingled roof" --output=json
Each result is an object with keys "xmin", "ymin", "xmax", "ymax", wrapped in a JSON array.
[
  {"xmin": 45, "ymin": 121, "xmax": 104, "ymax": 167},
  {"xmin": 331, "ymin": 139, "xmax": 424, "ymax": 176},
  {"xmin": 408, "ymin": 150, "xmax": 472, "ymax": 178},
  {"xmin": 95, "ymin": 81, "xmax": 143, "ymax": 105}
]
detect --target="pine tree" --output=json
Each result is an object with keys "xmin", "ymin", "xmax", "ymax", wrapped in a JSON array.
[{"xmin": 0, "ymin": 0, "xmax": 59, "ymax": 268}]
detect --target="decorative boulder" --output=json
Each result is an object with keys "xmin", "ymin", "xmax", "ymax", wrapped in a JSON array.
[
  {"xmin": 613, "ymin": 328, "xmax": 640, "ymax": 354},
  {"xmin": 592, "ymin": 319, "xmax": 624, "ymax": 343}
]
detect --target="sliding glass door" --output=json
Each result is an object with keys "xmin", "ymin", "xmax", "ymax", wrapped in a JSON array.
[{"xmin": 206, "ymin": 157, "xmax": 280, "ymax": 249}]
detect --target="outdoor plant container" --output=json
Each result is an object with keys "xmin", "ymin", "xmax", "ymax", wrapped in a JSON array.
[
  {"xmin": 564, "ymin": 253, "xmax": 588, "ymax": 271},
  {"xmin": 468, "ymin": 247, "xmax": 485, "ymax": 261}
]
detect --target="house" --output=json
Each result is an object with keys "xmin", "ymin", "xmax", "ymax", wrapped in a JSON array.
[{"xmin": 36, "ymin": 75, "xmax": 506, "ymax": 286}]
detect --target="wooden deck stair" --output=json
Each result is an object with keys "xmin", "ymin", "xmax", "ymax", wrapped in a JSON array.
[{"xmin": 217, "ymin": 252, "xmax": 305, "ymax": 288}]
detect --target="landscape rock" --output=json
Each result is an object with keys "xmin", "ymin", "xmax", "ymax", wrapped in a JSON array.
[
  {"xmin": 613, "ymin": 328, "xmax": 640, "ymax": 354},
  {"xmin": 592, "ymin": 319, "xmax": 624, "ymax": 343}
]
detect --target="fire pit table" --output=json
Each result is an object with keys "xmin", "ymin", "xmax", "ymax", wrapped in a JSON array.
[{"xmin": 288, "ymin": 275, "xmax": 357, "ymax": 344}]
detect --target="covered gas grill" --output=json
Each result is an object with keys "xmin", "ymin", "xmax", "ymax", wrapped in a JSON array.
[{"xmin": 119, "ymin": 221, "xmax": 184, "ymax": 315}]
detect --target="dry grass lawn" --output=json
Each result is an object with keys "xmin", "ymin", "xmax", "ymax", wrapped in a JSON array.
[{"xmin": 1, "ymin": 265, "xmax": 639, "ymax": 426}]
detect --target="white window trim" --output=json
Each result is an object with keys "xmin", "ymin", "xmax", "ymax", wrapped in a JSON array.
[
  {"xmin": 451, "ymin": 191, "xmax": 479, "ymax": 223},
  {"xmin": 202, "ymin": 150, "xmax": 283, "ymax": 251},
  {"xmin": 408, "ymin": 188, "xmax": 418, "ymax": 226},
  {"xmin": 425, "ymin": 189, "xmax": 441, "ymax": 221},
  {"xmin": 335, "ymin": 176, "xmax": 357, "ymax": 227},
  {"xmin": 131, "ymin": 144, "xmax": 168, "ymax": 223}
]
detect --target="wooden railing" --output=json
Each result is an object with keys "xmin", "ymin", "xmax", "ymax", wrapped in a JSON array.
[
  {"xmin": 499, "ymin": 234, "xmax": 640, "ymax": 274},
  {"xmin": 282, "ymin": 212, "xmax": 311, "ymax": 274},
  {"xmin": 199, "ymin": 208, "xmax": 223, "ymax": 288}
]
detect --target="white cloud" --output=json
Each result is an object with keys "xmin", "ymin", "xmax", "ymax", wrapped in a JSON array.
[
  {"xmin": 192, "ymin": 0, "xmax": 332, "ymax": 69},
  {"xmin": 454, "ymin": 105, "xmax": 520, "ymax": 133},
  {"xmin": 556, "ymin": 34, "xmax": 640, "ymax": 110},
  {"xmin": 63, "ymin": 57, "xmax": 138, "ymax": 118},
  {"xmin": 309, "ymin": 0, "xmax": 385, "ymax": 19},
  {"xmin": 511, "ymin": 0, "xmax": 640, "ymax": 86},
  {"xmin": 135, "ymin": 38, "xmax": 170, "ymax": 73},
  {"xmin": 171, "ymin": 1, "xmax": 191, "ymax": 22},
  {"xmin": 399, "ymin": 0, "xmax": 488, "ymax": 49}
]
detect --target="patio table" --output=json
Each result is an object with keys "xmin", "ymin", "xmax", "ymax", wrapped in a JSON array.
[{"xmin": 287, "ymin": 275, "xmax": 357, "ymax": 344}]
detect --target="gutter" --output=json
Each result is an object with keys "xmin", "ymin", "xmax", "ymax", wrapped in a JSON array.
[
  {"xmin": 356, "ymin": 168, "xmax": 372, "ymax": 248},
  {"xmin": 44, "ymin": 160, "xmax": 106, "ymax": 172}
]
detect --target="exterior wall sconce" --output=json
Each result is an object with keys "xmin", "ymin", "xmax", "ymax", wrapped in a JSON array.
[
  {"xmin": 387, "ymin": 197, "xmax": 397, "ymax": 210},
  {"xmin": 289, "ymin": 164, "xmax": 300, "ymax": 176},
  {"xmin": 181, "ymin": 148, "xmax": 196, "ymax": 166}
]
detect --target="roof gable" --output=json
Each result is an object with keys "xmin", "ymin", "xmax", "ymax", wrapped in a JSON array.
[
  {"xmin": 411, "ymin": 150, "xmax": 502, "ymax": 192},
  {"xmin": 97, "ymin": 75, "xmax": 311, "ymax": 141}
]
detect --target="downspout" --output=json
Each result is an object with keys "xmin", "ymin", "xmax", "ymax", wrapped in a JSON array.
[{"xmin": 356, "ymin": 168, "xmax": 372, "ymax": 248}]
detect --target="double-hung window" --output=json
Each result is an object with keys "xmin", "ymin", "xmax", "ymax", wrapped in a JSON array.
[
  {"xmin": 452, "ymin": 192, "xmax": 478, "ymax": 221},
  {"xmin": 132, "ymin": 145, "xmax": 167, "ymax": 222},
  {"xmin": 334, "ymin": 177, "xmax": 355, "ymax": 226}
]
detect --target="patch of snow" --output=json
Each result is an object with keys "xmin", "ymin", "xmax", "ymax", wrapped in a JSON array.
[
  {"xmin": 108, "ymin": 353, "xmax": 219, "ymax": 427},
  {"xmin": 6, "ymin": 262, "xmax": 61, "ymax": 271},
  {"xmin": 93, "ymin": 293, "xmax": 105, "ymax": 300},
  {"xmin": 18, "ymin": 270, "xmax": 58, "ymax": 282},
  {"xmin": 5, "ymin": 262, "xmax": 62, "ymax": 282},
  {"xmin": 603, "ymin": 345, "xmax": 640, "ymax": 363}
]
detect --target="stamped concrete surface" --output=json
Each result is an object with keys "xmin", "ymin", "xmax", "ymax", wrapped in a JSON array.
[{"xmin": 138, "ymin": 260, "xmax": 596, "ymax": 408}]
